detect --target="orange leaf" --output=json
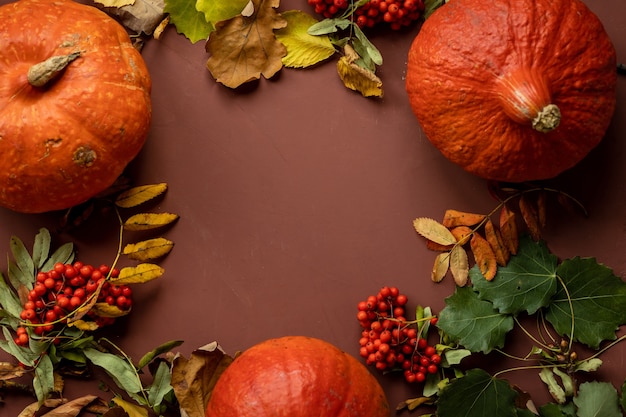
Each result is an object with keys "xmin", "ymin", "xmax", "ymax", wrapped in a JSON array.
[
  {"xmin": 450, "ymin": 225, "xmax": 473, "ymax": 245},
  {"xmin": 442, "ymin": 209, "xmax": 486, "ymax": 228},
  {"xmin": 519, "ymin": 194, "xmax": 541, "ymax": 240},
  {"xmin": 537, "ymin": 191, "xmax": 547, "ymax": 228},
  {"xmin": 431, "ymin": 252, "xmax": 450, "ymax": 283},
  {"xmin": 484, "ymin": 219, "xmax": 510, "ymax": 266},
  {"xmin": 470, "ymin": 233, "xmax": 497, "ymax": 281},
  {"xmin": 449, "ymin": 245, "xmax": 469, "ymax": 286},
  {"xmin": 205, "ymin": 0, "xmax": 287, "ymax": 88},
  {"xmin": 426, "ymin": 240, "xmax": 454, "ymax": 252},
  {"xmin": 499, "ymin": 205, "xmax": 519, "ymax": 255}
]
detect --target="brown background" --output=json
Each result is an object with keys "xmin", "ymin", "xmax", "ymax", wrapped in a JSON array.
[{"xmin": 1, "ymin": 0, "xmax": 625, "ymax": 415}]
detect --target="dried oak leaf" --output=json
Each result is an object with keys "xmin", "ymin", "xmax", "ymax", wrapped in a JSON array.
[
  {"xmin": 442, "ymin": 209, "xmax": 486, "ymax": 228},
  {"xmin": 205, "ymin": 0, "xmax": 287, "ymax": 88},
  {"xmin": 499, "ymin": 205, "xmax": 519, "ymax": 255},
  {"xmin": 470, "ymin": 233, "xmax": 497, "ymax": 281},
  {"xmin": 336, "ymin": 44, "xmax": 383, "ymax": 98}
]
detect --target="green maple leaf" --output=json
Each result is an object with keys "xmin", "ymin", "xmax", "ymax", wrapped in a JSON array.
[
  {"xmin": 573, "ymin": 381, "xmax": 622, "ymax": 417},
  {"xmin": 545, "ymin": 256, "xmax": 626, "ymax": 349},
  {"xmin": 473, "ymin": 236, "xmax": 558, "ymax": 315},
  {"xmin": 437, "ymin": 286, "xmax": 514, "ymax": 354},
  {"xmin": 164, "ymin": 0, "xmax": 214, "ymax": 43},
  {"xmin": 436, "ymin": 369, "xmax": 518, "ymax": 417}
]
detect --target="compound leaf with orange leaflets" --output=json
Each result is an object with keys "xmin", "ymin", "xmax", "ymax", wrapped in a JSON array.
[
  {"xmin": 470, "ymin": 233, "xmax": 497, "ymax": 281},
  {"xmin": 499, "ymin": 205, "xmax": 518, "ymax": 255},
  {"xmin": 484, "ymin": 219, "xmax": 509, "ymax": 266},
  {"xmin": 442, "ymin": 209, "xmax": 486, "ymax": 228}
]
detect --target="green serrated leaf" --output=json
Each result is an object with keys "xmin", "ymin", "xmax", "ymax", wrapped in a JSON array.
[
  {"xmin": 32, "ymin": 228, "xmax": 51, "ymax": 270},
  {"xmin": 33, "ymin": 353, "xmax": 55, "ymax": 402},
  {"xmin": 545, "ymin": 257, "xmax": 626, "ymax": 349},
  {"xmin": 275, "ymin": 10, "xmax": 335, "ymax": 68},
  {"xmin": 137, "ymin": 340, "xmax": 184, "ymax": 370},
  {"xmin": 436, "ymin": 369, "xmax": 518, "ymax": 417},
  {"xmin": 538, "ymin": 402, "xmax": 576, "ymax": 417},
  {"xmin": 473, "ymin": 236, "xmax": 558, "ymax": 315},
  {"xmin": 437, "ymin": 286, "xmax": 514, "ymax": 354},
  {"xmin": 84, "ymin": 348, "xmax": 143, "ymax": 394},
  {"xmin": 573, "ymin": 381, "xmax": 622, "ymax": 417},
  {"xmin": 164, "ymin": 0, "xmax": 214, "ymax": 43}
]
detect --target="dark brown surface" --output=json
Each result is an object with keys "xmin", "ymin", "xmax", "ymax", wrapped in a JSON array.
[{"xmin": 1, "ymin": 0, "xmax": 625, "ymax": 415}]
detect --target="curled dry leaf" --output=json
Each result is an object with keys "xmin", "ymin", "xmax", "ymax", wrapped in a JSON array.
[
  {"xmin": 336, "ymin": 44, "xmax": 383, "ymax": 98},
  {"xmin": 124, "ymin": 212, "xmax": 180, "ymax": 231},
  {"xmin": 442, "ymin": 209, "xmax": 486, "ymax": 228},
  {"xmin": 205, "ymin": 0, "xmax": 287, "ymax": 88},
  {"xmin": 484, "ymin": 219, "xmax": 510, "ymax": 266},
  {"xmin": 413, "ymin": 217, "xmax": 456, "ymax": 246},
  {"xmin": 519, "ymin": 194, "xmax": 541, "ymax": 241},
  {"xmin": 470, "ymin": 233, "xmax": 497, "ymax": 281},
  {"xmin": 432, "ymin": 252, "xmax": 450, "ymax": 283},
  {"xmin": 111, "ymin": 396, "xmax": 149, "ymax": 417},
  {"xmin": 115, "ymin": 183, "xmax": 168, "ymax": 208},
  {"xmin": 0, "ymin": 361, "xmax": 27, "ymax": 380},
  {"xmin": 123, "ymin": 237, "xmax": 175, "ymax": 261},
  {"xmin": 90, "ymin": 303, "xmax": 131, "ymax": 318},
  {"xmin": 37, "ymin": 394, "xmax": 99, "ymax": 417},
  {"xmin": 499, "ymin": 205, "xmax": 519, "ymax": 255},
  {"xmin": 449, "ymin": 245, "xmax": 469, "ymax": 286}
]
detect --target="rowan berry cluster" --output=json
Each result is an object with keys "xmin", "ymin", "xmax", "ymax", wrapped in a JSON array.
[
  {"xmin": 308, "ymin": 0, "xmax": 425, "ymax": 30},
  {"xmin": 357, "ymin": 286, "xmax": 441, "ymax": 383},
  {"xmin": 14, "ymin": 262, "xmax": 131, "ymax": 346}
]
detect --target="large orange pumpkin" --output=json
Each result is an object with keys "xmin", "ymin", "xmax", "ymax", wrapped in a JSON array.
[
  {"xmin": 205, "ymin": 336, "xmax": 390, "ymax": 417},
  {"xmin": 405, "ymin": 0, "xmax": 617, "ymax": 182},
  {"xmin": 0, "ymin": 0, "xmax": 151, "ymax": 213}
]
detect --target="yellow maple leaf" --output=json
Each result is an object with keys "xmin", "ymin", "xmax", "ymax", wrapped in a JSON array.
[{"xmin": 205, "ymin": 0, "xmax": 287, "ymax": 88}]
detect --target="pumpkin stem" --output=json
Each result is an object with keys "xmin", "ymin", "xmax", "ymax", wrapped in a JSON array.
[
  {"xmin": 532, "ymin": 104, "xmax": 561, "ymax": 133},
  {"xmin": 27, "ymin": 51, "xmax": 81, "ymax": 88}
]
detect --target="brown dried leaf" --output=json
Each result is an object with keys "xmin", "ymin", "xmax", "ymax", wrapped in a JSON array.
[
  {"xmin": 536, "ymin": 191, "xmax": 547, "ymax": 228},
  {"xmin": 442, "ymin": 209, "xmax": 486, "ymax": 228},
  {"xmin": 431, "ymin": 252, "xmax": 450, "ymax": 283},
  {"xmin": 484, "ymin": 219, "xmax": 510, "ymax": 266},
  {"xmin": 0, "ymin": 362, "xmax": 27, "ymax": 380},
  {"xmin": 450, "ymin": 226, "xmax": 473, "ymax": 245},
  {"xmin": 124, "ymin": 212, "xmax": 179, "ymax": 231},
  {"xmin": 426, "ymin": 240, "xmax": 454, "ymax": 252},
  {"xmin": 519, "ymin": 194, "xmax": 541, "ymax": 240},
  {"xmin": 115, "ymin": 183, "xmax": 168, "ymax": 208},
  {"xmin": 470, "ymin": 233, "xmax": 497, "ymax": 281},
  {"xmin": 205, "ymin": 0, "xmax": 287, "ymax": 88},
  {"xmin": 38, "ymin": 395, "xmax": 98, "ymax": 417},
  {"xmin": 336, "ymin": 45, "xmax": 383, "ymax": 98},
  {"xmin": 413, "ymin": 217, "xmax": 456, "ymax": 246},
  {"xmin": 499, "ymin": 205, "xmax": 519, "ymax": 255},
  {"xmin": 123, "ymin": 238, "xmax": 174, "ymax": 261},
  {"xmin": 449, "ymin": 245, "xmax": 469, "ymax": 286},
  {"xmin": 172, "ymin": 342, "xmax": 234, "ymax": 417}
]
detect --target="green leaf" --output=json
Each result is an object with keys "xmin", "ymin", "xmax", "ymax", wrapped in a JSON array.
[
  {"xmin": 438, "ymin": 286, "xmax": 514, "ymax": 353},
  {"xmin": 147, "ymin": 361, "xmax": 173, "ymax": 411},
  {"xmin": 573, "ymin": 381, "xmax": 622, "ymax": 417},
  {"xmin": 41, "ymin": 242, "xmax": 74, "ymax": 273},
  {"xmin": 436, "ymin": 369, "xmax": 518, "ymax": 417},
  {"xmin": 620, "ymin": 379, "xmax": 626, "ymax": 414},
  {"xmin": 83, "ymin": 348, "xmax": 143, "ymax": 394},
  {"xmin": 275, "ymin": 10, "xmax": 335, "ymax": 68},
  {"xmin": 164, "ymin": 0, "xmax": 214, "ymax": 43},
  {"xmin": 351, "ymin": 24, "xmax": 382, "ymax": 69},
  {"xmin": 473, "ymin": 236, "xmax": 558, "ymax": 315},
  {"xmin": 137, "ymin": 339, "xmax": 184, "ymax": 370},
  {"xmin": 31, "ymin": 228, "xmax": 51, "ymax": 270},
  {"xmin": 515, "ymin": 408, "xmax": 538, "ymax": 417},
  {"xmin": 10, "ymin": 235, "xmax": 35, "ymax": 279},
  {"xmin": 306, "ymin": 17, "xmax": 351, "ymax": 35},
  {"xmin": 538, "ymin": 402, "xmax": 576, "ymax": 417},
  {"xmin": 545, "ymin": 257, "xmax": 626, "ymax": 349},
  {"xmin": 0, "ymin": 327, "xmax": 39, "ymax": 366},
  {"xmin": 443, "ymin": 348, "xmax": 472, "ymax": 366},
  {"xmin": 195, "ymin": 0, "xmax": 248, "ymax": 27},
  {"xmin": 0, "ymin": 273, "xmax": 23, "ymax": 320},
  {"xmin": 33, "ymin": 353, "xmax": 54, "ymax": 402}
]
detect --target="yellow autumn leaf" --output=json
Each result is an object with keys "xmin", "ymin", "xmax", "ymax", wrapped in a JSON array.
[
  {"xmin": 431, "ymin": 252, "xmax": 449, "ymax": 283},
  {"xmin": 112, "ymin": 263, "xmax": 165, "ymax": 285},
  {"xmin": 68, "ymin": 319, "xmax": 100, "ymax": 331},
  {"xmin": 336, "ymin": 45, "xmax": 383, "ymax": 98},
  {"xmin": 124, "ymin": 213, "xmax": 180, "ymax": 231},
  {"xmin": 413, "ymin": 217, "xmax": 456, "ymax": 246},
  {"xmin": 274, "ymin": 10, "xmax": 335, "ymax": 68},
  {"xmin": 91, "ymin": 303, "xmax": 131, "ymax": 318},
  {"xmin": 92, "ymin": 0, "xmax": 134, "ymax": 7},
  {"xmin": 112, "ymin": 396, "xmax": 149, "ymax": 417},
  {"xmin": 115, "ymin": 183, "xmax": 168, "ymax": 208},
  {"xmin": 449, "ymin": 245, "xmax": 469, "ymax": 286},
  {"xmin": 123, "ymin": 238, "xmax": 174, "ymax": 261}
]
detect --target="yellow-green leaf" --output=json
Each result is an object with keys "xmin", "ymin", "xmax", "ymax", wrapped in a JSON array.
[
  {"xmin": 413, "ymin": 217, "xmax": 456, "ymax": 246},
  {"xmin": 68, "ymin": 319, "xmax": 100, "ymax": 331},
  {"xmin": 124, "ymin": 213, "xmax": 180, "ymax": 231},
  {"xmin": 275, "ymin": 10, "xmax": 335, "ymax": 68},
  {"xmin": 91, "ymin": 303, "xmax": 131, "ymax": 318},
  {"xmin": 123, "ymin": 238, "xmax": 174, "ymax": 261},
  {"xmin": 113, "ymin": 263, "xmax": 165, "ymax": 285},
  {"xmin": 195, "ymin": 0, "xmax": 249, "ymax": 28},
  {"xmin": 115, "ymin": 183, "xmax": 168, "ymax": 208},
  {"xmin": 93, "ymin": 0, "xmax": 134, "ymax": 7},
  {"xmin": 112, "ymin": 396, "xmax": 149, "ymax": 417},
  {"xmin": 164, "ymin": 0, "xmax": 213, "ymax": 43}
]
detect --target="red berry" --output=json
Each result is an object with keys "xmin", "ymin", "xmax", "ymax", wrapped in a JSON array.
[
  {"xmin": 427, "ymin": 364, "xmax": 438, "ymax": 374},
  {"xmin": 415, "ymin": 372, "xmax": 426, "ymax": 382},
  {"xmin": 424, "ymin": 346, "xmax": 436, "ymax": 357}
]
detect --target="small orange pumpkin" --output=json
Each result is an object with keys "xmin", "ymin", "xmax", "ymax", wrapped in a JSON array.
[
  {"xmin": 0, "ymin": 0, "xmax": 151, "ymax": 213},
  {"xmin": 205, "ymin": 336, "xmax": 390, "ymax": 417},
  {"xmin": 405, "ymin": 0, "xmax": 617, "ymax": 182}
]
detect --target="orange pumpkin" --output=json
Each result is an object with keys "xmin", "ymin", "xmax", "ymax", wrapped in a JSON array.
[
  {"xmin": 0, "ymin": 0, "xmax": 151, "ymax": 213},
  {"xmin": 405, "ymin": 0, "xmax": 617, "ymax": 182},
  {"xmin": 205, "ymin": 336, "xmax": 390, "ymax": 417}
]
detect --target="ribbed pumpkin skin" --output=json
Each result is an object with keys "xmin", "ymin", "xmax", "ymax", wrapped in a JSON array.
[
  {"xmin": 406, "ymin": 0, "xmax": 617, "ymax": 182},
  {"xmin": 205, "ymin": 336, "xmax": 390, "ymax": 417},
  {"xmin": 0, "ymin": 0, "xmax": 151, "ymax": 213}
]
